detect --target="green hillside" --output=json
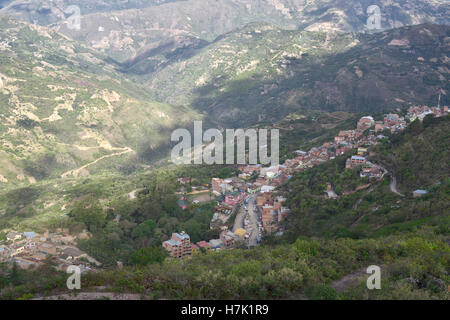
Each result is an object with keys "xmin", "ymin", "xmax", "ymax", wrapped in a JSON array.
[
  {"xmin": 282, "ymin": 115, "xmax": 450, "ymax": 240},
  {"xmin": 0, "ymin": 15, "xmax": 200, "ymax": 186},
  {"xmin": 372, "ymin": 115, "xmax": 450, "ymax": 192}
]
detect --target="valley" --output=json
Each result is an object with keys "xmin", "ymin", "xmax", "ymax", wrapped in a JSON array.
[{"xmin": 0, "ymin": 0, "xmax": 448, "ymax": 302}]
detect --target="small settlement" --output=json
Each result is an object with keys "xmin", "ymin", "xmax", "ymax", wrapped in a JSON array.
[
  {"xmin": 164, "ymin": 104, "xmax": 448, "ymax": 259},
  {"xmin": 0, "ymin": 229, "xmax": 101, "ymax": 271}
]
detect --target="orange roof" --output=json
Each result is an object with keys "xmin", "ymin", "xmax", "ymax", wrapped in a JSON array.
[{"xmin": 196, "ymin": 241, "xmax": 210, "ymax": 248}]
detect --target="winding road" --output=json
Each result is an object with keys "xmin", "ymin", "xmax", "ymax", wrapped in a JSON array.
[{"xmin": 61, "ymin": 147, "xmax": 134, "ymax": 178}]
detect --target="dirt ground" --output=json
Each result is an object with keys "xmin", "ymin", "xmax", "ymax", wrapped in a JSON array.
[{"xmin": 34, "ymin": 292, "xmax": 142, "ymax": 300}]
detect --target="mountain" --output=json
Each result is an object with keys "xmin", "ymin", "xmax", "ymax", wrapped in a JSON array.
[
  {"xmin": 146, "ymin": 23, "xmax": 450, "ymax": 127},
  {"xmin": 1, "ymin": 1, "xmax": 448, "ymax": 128},
  {"xmin": 0, "ymin": 15, "xmax": 200, "ymax": 186},
  {"xmin": 2, "ymin": 0, "xmax": 448, "ymax": 64}
]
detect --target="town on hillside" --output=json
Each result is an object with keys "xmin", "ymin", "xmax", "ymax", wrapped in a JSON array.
[
  {"xmin": 2, "ymin": 106, "xmax": 447, "ymax": 267},
  {"xmin": 163, "ymin": 105, "xmax": 448, "ymax": 259},
  {"xmin": 0, "ymin": 229, "xmax": 101, "ymax": 272}
]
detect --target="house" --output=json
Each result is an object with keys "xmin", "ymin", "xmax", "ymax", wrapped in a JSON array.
[
  {"xmin": 63, "ymin": 247, "xmax": 87, "ymax": 260},
  {"xmin": 0, "ymin": 246, "xmax": 8, "ymax": 259},
  {"xmin": 177, "ymin": 196, "xmax": 188, "ymax": 210},
  {"xmin": 357, "ymin": 147, "xmax": 368, "ymax": 156},
  {"xmin": 11, "ymin": 244, "xmax": 25, "ymax": 256},
  {"xmin": 12, "ymin": 257, "xmax": 39, "ymax": 270},
  {"xmin": 162, "ymin": 231, "xmax": 192, "ymax": 259},
  {"xmin": 220, "ymin": 231, "xmax": 239, "ymax": 248},
  {"xmin": 278, "ymin": 207, "xmax": 290, "ymax": 223},
  {"xmin": 209, "ymin": 239, "xmax": 223, "ymax": 251},
  {"xmin": 38, "ymin": 243, "xmax": 57, "ymax": 256},
  {"xmin": 211, "ymin": 178, "xmax": 233, "ymax": 195},
  {"xmin": 346, "ymin": 155, "xmax": 366, "ymax": 169},
  {"xmin": 273, "ymin": 196, "xmax": 286, "ymax": 211},
  {"xmin": 177, "ymin": 177, "xmax": 190, "ymax": 185},
  {"xmin": 260, "ymin": 166, "xmax": 280, "ymax": 178},
  {"xmin": 224, "ymin": 193, "xmax": 242, "ymax": 206},
  {"xmin": 357, "ymin": 116, "xmax": 374, "ymax": 130},
  {"xmin": 31, "ymin": 252, "xmax": 48, "ymax": 261},
  {"xmin": 23, "ymin": 232, "xmax": 36, "ymax": 239},
  {"xmin": 413, "ymin": 189, "xmax": 428, "ymax": 198},
  {"xmin": 234, "ymin": 228, "xmax": 247, "ymax": 239},
  {"xmin": 196, "ymin": 241, "xmax": 211, "ymax": 251},
  {"xmin": 191, "ymin": 244, "xmax": 200, "ymax": 255},
  {"xmin": 360, "ymin": 165, "xmax": 383, "ymax": 179},
  {"xmin": 261, "ymin": 185, "xmax": 276, "ymax": 193},
  {"xmin": 6, "ymin": 231, "xmax": 22, "ymax": 241}
]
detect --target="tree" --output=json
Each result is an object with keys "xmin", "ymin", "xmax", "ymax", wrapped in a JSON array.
[
  {"xmin": 133, "ymin": 219, "xmax": 157, "ymax": 246},
  {"xmin": 9, "ymin": 262, "xmax": 22, "ymax": 286},
  {"xmin": 129, "ymin": 246, "xmax": 167, "ymax": 266},
  {"xmin": 69, "ymin": 195, "xmax": 106, "ymax": 232}
]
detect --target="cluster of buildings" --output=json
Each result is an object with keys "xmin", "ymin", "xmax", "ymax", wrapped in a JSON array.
[
  {"xmin": 162, "ymin": 229, "xmax": 247, "ymax": 259},
  {"xmin": 168, "ymin": 105, "xmax": 447, "ymax": 257},
  {"xmin": 406, "ymin": 105, "xmax": 448, "ymax": 122},
  {"xmin": 0, "ymin": 229, "xmax": 100, "ymax": 272},
  {"xmin": 255, "ymin": 194, "xmax": 289, "ymax": 234},
  {"xmin": 374, "ymin": 114, "xmax": 407, "ymax": 133},
  {"xmin": 344, "ymin": 152, "xmax": 384, "ymax": 179}
]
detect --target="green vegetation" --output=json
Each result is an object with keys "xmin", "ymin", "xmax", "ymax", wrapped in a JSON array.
[
  {"xmin": 281, "ymin": 116, "xmax": 450, "ymax": 240},
  {"xmin": 1, "ymin": 232, "xmax": 448, "ymax": 300},
  {"xmin": 372, "ymin": 115, "xmax": 450, "ymax": 192}
]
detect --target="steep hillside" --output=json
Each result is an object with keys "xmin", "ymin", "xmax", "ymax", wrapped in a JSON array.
[
  {"xmin": 283, "ymin": 115, "xmax": 450, "ymax": 240},
  {"xmin": 371, "ymin": 115, "xmax": 450, "ymax": 192},
  {"xmin": 146, "ymin": 23, "xmax": 450, "ymax": 127},
  {"xmin": 0, "ymin": 15, "xmax": 200, "ymax": 186}
]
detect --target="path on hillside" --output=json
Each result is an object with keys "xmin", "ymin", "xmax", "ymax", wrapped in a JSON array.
[
  {"xmin": 232, "ymin": 205, "xmax": 245, "ymax": 232},
  {"xmin": 61, "ymin": 147, "xmax": 134, "ymax": 178},
  {"xmin": 34, "ymin": 292, "xmax": 141, "ymax": 300},
  {"xmin": 331, "ymin": 268, "xmax": 367, "ymax": 293},
  {"xmin": 370, "ymin": 162, "xmax": 405, "ymax": 197},
  {"xmin": 390, "ymin": 176, "xmax": 405, "ymax": 197},
  {"xmin": 247, "ymin": 195, "xmax": 259, "ymax": 247}
]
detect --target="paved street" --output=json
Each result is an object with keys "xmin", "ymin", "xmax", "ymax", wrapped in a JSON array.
[{"xmin": 247, "ymin": 195, "xmax": 259, "ymax": 247}]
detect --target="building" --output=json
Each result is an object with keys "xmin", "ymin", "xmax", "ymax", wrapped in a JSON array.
[
  {"xmin": 413, "ymin": 189, "xmax": 428, "ymax": 198},
  {"xmin": 209, "ymin": 239, "xmax": 223, "ymax": 251},
  {"xmin": 346, "ymin": 156, "xmax": 366, "ymax": 169},
  {"xmin": 211, "ymin": 178, "xmax": 233, "ymax": 195},
  {"xmin": 23, "ymin": 232, "xmax": 36, "ymax": 239},
  {"xmin": 6, "ymin": 232, "xmax": 22, "ymax": 242},
  {"xmin": 63, "ymin": 247, "xmax": 87, "ymax": 260},
  {"xmin": 177, "ymin": 196, "xmax": 188, "ymax": 210},
  {"xmin": 224, "ymin": 193, "xmax": 242, "ymax": 206},
  {"xmin": 162, "ymin": 231, "xmax": 192, "ymax": 259},
  {"xmin": 220, "ymin": 231, "xmax": 239, "ymax": 248},
  {"xmin": 261, "ymin": 185, "xmax": 276, "ymax": 193},
  {"xmin": 196, "ymin": 241, "xmax": 211, "ymax": 251},
  {"xmin": 191, "ymin": 244, "xmax": 200, "ymax": 255},
  {"xmin": 357, "ymin": 116, "xmax": 374, "ymax": 131},
  {"xmin": 278, "ymin": 207, "xmax": 290, "ymax": 223},
  {"xmin": 233, "ymin": 228, "xmax": 247, "ymax": 239},
  {"xmin": 357, "ymin": 147, "xmax": 368, "ymax": 156}
]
